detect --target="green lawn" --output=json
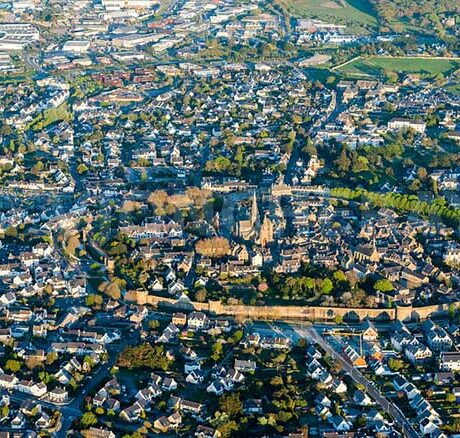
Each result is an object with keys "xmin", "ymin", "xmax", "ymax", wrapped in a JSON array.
[
  {"xmin": 337, "ymin": 56, "xmax": 460, "ymax": 78},
  {"xmin": 278, "ymin": 0, "xmax": 377, "ymax": 29}
]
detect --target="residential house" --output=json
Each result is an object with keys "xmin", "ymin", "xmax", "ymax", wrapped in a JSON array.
[
  {"xmin": 120, "ymin": 402, "xmax": 144, "ymax": 423},
  {"xmin": 234, "ymin": 359, "xmax": 256, "ymax": 373},
  {"xmin": 405, "ymin": 342, "xmax": 432, "ymax": 364},
  {"xmin": 82, "ymin": 428, "xmax": 116, "ymax": 438},
  {"xmin": 423, "ymin": 320, "xmax": 452, "ymax": 352},
  {"xmin": 48, "ymin": 387, "xmax": 68, "ymax": 403},
  {"xmin": 329, "ymin": 415, "xmax": 351, "ymax": 432},
  {"xmin": 0, "ymin": 374, "xmax": 19, "ymax": 390},
  {"xmin": 440, "ymin": 352, "xmax": 460, "ymax": 371},
  {"xmin": 172, "ymin": 313, "xmax": 187, "ymax": 326},
  {"xmin": 11, "ymin": 412, "xmax": 26, "ymax": 429},
  {"xmin": 35, "ymin": 412, "xmax": 51, "ymax": 429},
  {"xmin": 343, "ymin": 345, "xmax": 366, "ymax": 368},
  {"xmin": 186, "ymin": 370, "xmax": 204, "ymax": 385},
  {"xmin": 243, "ymin": 399, "xmax": 263, "ymax": 414},
  {"xmin": 361, "ymin": 319, "xmax": 378, "ymax": 341},
  {"xmin": 353, "ymin": 390, "xmax": 372, "ymax": 406},
  {"xmin": 187, "ymin": 312, "xmax": 209, "ymax": 330},
  {"xmin": 161, "ymin": 377, "xmax": 177, "ymax": 392},
  {"xmin": 195, "ymin": 425, "xmax": 221, "ymax": 438}
]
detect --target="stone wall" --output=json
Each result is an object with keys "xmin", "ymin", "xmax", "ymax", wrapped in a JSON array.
[
  {"xmin": 395, "ymin": 302, "xmax": 460, "ymax": 322},
  {"xmin": 125, "ymin": 290, "xmax": 459, "ymax": 322}
]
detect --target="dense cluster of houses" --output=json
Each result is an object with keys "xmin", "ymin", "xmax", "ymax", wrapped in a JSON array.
[
  {"xmin": 0, "ymin": 0, "xmax": 458, "ymax": 436},
  {"xmin": 306, "ymin": 341, "xmax": 404, "ymax": 436},
  {"xmin": 84, "ymin": 312, "xmax": 259, "ymax": 435},
  {"xmin": 320, "ymin": 317, "xmax": 460, "ymax": 437}
]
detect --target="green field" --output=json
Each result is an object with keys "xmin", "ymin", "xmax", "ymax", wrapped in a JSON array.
[
  {"xmin": 446, "ymin": 83, "xmax": 460, "ymax": 95},
  {"xmin": 278, "ymin": 0, "xmax": 377, "ymax": 29},
  {"xmin": 337, "ymin": 56, "xmax": 460, "ymax": 78}
]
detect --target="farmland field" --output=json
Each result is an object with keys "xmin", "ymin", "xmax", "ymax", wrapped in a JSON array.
[{"xmin": 336, "ymin": 56, "xmax": 460, "ymax": 78}]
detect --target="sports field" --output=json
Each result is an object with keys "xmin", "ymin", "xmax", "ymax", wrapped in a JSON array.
[{"xmin": 336, "ymin": 56, "xmax": 460, "ymax": 78}]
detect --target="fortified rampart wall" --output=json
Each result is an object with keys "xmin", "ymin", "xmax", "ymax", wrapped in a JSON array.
[{"xmin": 125, "ymin": 290, "xmax": 460, "ymax": 322}]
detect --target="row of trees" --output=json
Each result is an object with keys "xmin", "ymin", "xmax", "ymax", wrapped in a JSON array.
[
  {"xmin": 331, "ymin": 187, "xmax": 460, "ymax": 227},
  {"xmin": 320, "ymin": 133, "xmax": 459, "ymax": 194}
]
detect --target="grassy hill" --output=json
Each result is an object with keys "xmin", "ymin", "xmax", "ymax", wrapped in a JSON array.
[
  {"xmin": 276, "ymin": 0, "xmax": 377, "ymax": 31},
  {"xmin": 336, "ymin": 56, "xmax": 460, "ymax": 79},
  {"xmin": 278, "ymin": 0, "xmax": 459, "ymax": 35}
]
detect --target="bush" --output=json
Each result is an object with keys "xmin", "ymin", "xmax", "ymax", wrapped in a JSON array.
[{"xmin": 80, "ymin": 411, "xmax": 97, "ymax": 428}]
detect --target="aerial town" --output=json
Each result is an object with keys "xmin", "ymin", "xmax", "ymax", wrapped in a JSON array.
[{"xmin": 0, "ymin": 0, "xmax": 459, "ymax": 437}]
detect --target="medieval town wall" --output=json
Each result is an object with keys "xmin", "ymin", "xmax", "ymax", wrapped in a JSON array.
[{"xmin": 125, "ymin": 290, "xmax": 460, "ymax": 322}]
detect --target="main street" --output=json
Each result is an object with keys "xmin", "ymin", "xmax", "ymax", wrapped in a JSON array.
[
  {"xmin": 248, "ymin": 321, "xmax": 420, "ymax": 438},
  {"xmin": 297, "ymin": 325, "xmax": 420, "ymax": 438}
]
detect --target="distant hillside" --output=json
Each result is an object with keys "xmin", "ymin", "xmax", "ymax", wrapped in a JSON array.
[
  {"xmin": 278, "ymin": 0, "xmax": 458, "ymax": 35},
  {"xmin": 371, "ymin": 0, "xmax": 459, "ymax": 33}
]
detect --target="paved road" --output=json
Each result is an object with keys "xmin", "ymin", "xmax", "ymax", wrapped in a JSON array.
[
  {"xmin": 57, "ymin": 364, "xmax": 110, "ymax": 434},
  {"xmin": 24, "ymin": 53, "xmax": 43, "ymax": 72},
  {"xmin": 297, "ymin": 326, "xmax": 420, "ymax": 438},
  {"xmin": 57, "ymin": 342, "xmax": 128, "ymax": 434}
]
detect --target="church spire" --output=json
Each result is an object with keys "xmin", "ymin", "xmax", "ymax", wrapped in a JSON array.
[{"xmin": 251, "ymin": 190, "xmax": 258, "ymax": 226}]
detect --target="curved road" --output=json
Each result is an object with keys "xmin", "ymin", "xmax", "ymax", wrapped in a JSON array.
[{"xmin": 2, "ymin": 343, "xmax": 121, "ymax": 436}]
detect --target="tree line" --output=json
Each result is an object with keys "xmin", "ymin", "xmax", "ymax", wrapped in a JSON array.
[{"xmin": 331, "ymin": 187, "xmax": 460, "ymax": 227}]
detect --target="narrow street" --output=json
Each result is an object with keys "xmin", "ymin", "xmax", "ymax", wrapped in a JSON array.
[
  {"xmin": 57, "ymin": 350, "xmax": 118, "ymax": 435},
  {"xmin": 284, "ymin": 89, "xmax": 336, "ymax": 185}
]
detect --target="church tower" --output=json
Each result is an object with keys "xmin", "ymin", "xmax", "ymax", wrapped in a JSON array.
[
  {"xmin": 259, "ymin": 213, "xmax": 274, "ymax": 247},
  {"xmin": 213, "ymin": 212, "xmax": 220, "ymax": 231}
]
